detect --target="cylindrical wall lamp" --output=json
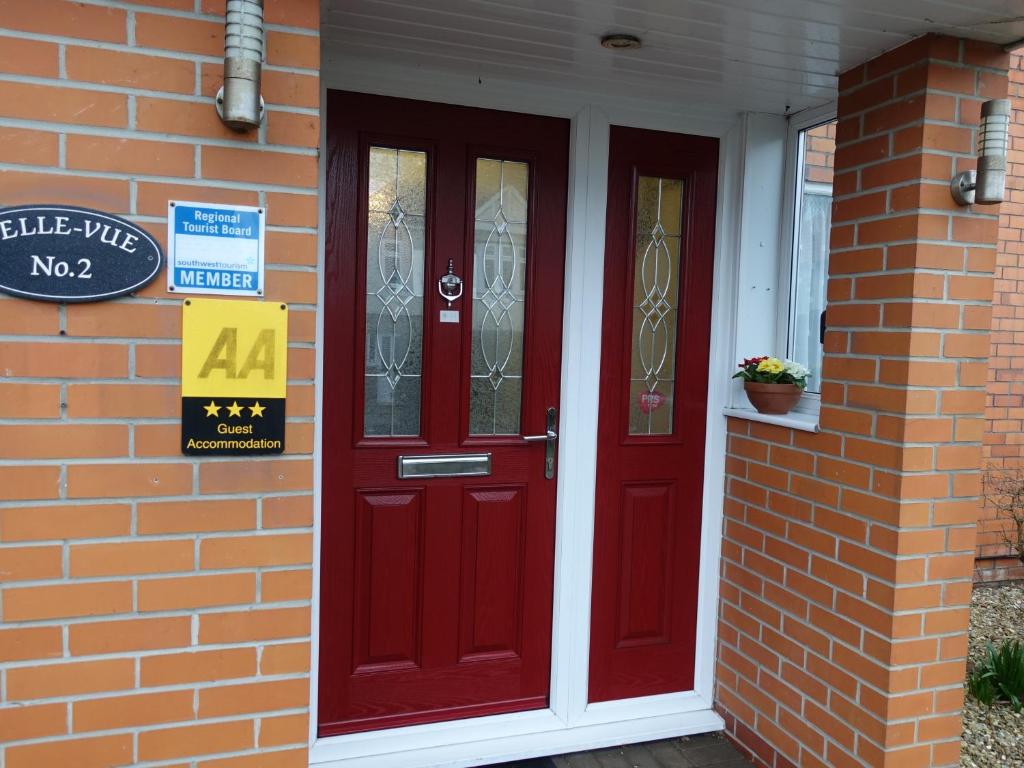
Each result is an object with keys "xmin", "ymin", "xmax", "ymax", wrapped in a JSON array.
[
  {"xmin": 951, "ymin": 98, "xmax": 1011, "ymax": 206},
  {"xmin": 216, "ymin": 0, "xmax": 265, "ymax": 131}
]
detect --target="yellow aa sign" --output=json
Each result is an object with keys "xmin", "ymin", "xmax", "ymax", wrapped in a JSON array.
[{"xmin": 182, "ymin": 298, "xmax": 288, "ymax": 399}]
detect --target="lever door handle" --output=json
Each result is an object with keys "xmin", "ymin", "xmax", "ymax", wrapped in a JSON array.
[
  {"xmin": 522, "ymin": 429, "xmax": 557, "ymax": 442},
  {"xmin": 522, "ymin": 407, "xmax": 558, "ymax": 479}
]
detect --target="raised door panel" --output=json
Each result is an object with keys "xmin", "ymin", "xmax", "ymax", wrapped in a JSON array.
[
  {"xmin": 352, "ymin": 490, "xmax": 424, "ymax": 673},
  {"xmin": 615, "ymin": 482, "xmax": 675, "ymax": 649},
  {"xmin": 459, "ymin": 486, "xmax": 526, "ymax": 661}
]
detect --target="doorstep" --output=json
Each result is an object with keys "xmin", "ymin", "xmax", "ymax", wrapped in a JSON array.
[{"xmin": 483, "ymin": 734, "xmax": 749, "ymax": 768}]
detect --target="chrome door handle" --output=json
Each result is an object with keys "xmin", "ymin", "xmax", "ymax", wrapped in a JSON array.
[
  {"xmin": 523, "ymin": 407, "xmax": 558, "ymax": 479},
  {"xmin": 522, "ymin": 430, "xmax": 557, "ymax": 442}
]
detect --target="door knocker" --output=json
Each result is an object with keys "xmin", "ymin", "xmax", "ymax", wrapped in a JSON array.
[{"xmin": 437, "ymin": 259, "xmax": 463, "ymax": 307}]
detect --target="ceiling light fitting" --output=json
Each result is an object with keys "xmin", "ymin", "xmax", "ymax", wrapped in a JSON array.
[{"xmin": 601, "ymin": 34, "xmax": 642, "ymax": 50}]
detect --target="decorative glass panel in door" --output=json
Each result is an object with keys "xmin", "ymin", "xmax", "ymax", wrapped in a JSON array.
[
  {"xmin": 364, "ymin": 146, "xmax": 426, "ymax": 437},
  {"xmin": 470, "ymin": 158, "xmax": 529, "ymax": 436},
  {"xmin": 629, "ymin": 175, "xmax": 683, "ymax": 436}
]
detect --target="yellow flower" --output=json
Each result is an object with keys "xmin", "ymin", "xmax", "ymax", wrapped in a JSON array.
[{"xmin": 756, "ymin": 357, "xmax": 784, "ymax": 374}]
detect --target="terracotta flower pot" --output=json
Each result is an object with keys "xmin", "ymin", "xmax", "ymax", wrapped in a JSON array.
[{"xmin": 743, "ymin": 381, "xmax": 802, "ymax": 415}]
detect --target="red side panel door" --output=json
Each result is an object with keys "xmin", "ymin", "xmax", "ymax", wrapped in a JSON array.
[
  {"xmin": 589, "ymin": 125, "xmax": 718, "ymax": 703},
  {"xmin": 319, "ymin": 91, "xmax": 569, "ymax": 735}
]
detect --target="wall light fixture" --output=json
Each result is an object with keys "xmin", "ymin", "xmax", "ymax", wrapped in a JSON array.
[
  {"xmin": 951, "ymin": 98, "xmax": 1011, "ymax": 206},
  {"xmin": 216, "ymin": 0, "xmax": 265, "ymax": 131}
]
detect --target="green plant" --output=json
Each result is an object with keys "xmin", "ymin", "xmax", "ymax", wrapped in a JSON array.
[
  {"xmin": 968, "ymin": 664, "xmax": 998, "ymax": 707},
  {"xmin": 968, "ymin": 640, "xmax": 1024, "ymax": 712}
]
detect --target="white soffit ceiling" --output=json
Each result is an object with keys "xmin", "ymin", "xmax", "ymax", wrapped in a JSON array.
[{"xmin": 321, "ymin": 0, "xmax": 1024, "ymax": 115}]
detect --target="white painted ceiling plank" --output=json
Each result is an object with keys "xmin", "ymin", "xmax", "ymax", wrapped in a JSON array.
[
  {"xmin": 320, "ymin": 0, "xmax": 1024, "ymax": 117},
  {"xmin": 329, "ymin": 0, "xmax": 896, "ymax": 54},
  {"xmin": 322, "ymin": 13, "xmax": 840, "ymax": 88},
  {"xmin": 323, "ymin": 40, "xmax": 828, "ymax": 114},
  {"xmin": 323, "ymin": 4, "xmax": 852, "ymax": 76}
]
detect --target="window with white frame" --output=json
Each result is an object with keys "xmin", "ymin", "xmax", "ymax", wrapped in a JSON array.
[{"xmin": 784, "ymin": 115, "xmax": 836, "ymax": 397}]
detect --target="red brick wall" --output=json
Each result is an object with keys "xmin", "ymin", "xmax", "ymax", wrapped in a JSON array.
[
  {"xmin": 0, "ymin": 2, "xmax": 319, "ymax": 765},
  {"xmin": 795, "ymin": 55, "xmax": 1024, "ymax": 584},
  {"xmin": 979, "ymin": 53, "xmax": 1024, "ymax": 581},
  {"xmin": 717, "ymin": 35, "xmax": 1007, "ymax": 768},
  {"xmin": 800, "ymin": 83, "xmax": 1023, "ymax": 584}
]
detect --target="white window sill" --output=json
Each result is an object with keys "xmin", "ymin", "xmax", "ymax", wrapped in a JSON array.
[{"xmin": 723, "ymin": 406, "xmax": 820, "ymax": 433}]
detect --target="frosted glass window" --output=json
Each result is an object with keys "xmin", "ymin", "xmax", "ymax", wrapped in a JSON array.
[
  {"xmin": 629, "ymin": 176, "xmax": 683, "ymax": 436},
  {"xmin": 790, "ymin": 190, "xmax": 830, "ymax": 393},
  {"xmin": 788, "ymin": 119, "xmax": 836, "ymax": 394},
  {"xmin": 364, "ymin": 147, "xmax": 426, "ymax": 437},
  {"xmin": 470, "ymin": 158, "xmax": 529, "ymax": 436}
]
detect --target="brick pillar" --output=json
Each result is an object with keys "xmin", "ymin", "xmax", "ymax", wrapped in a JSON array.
[
  {"xmin": 0, "ymin": 1, "xmax": 319, "ymax": 765},
  {"xmin": 716, "ymin": 35, "xmax": 1008, "ymax": 768}
]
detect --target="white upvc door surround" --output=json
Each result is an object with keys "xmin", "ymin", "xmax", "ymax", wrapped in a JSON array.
[{"xmin": 309, "ymin": 59, "xmax": 751, "ymax": 768}]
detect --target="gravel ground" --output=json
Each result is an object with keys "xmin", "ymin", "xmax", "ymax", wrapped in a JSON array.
[{"xmin": 961, "ymin": 583, "xmax": 1024, "ymax": 768}]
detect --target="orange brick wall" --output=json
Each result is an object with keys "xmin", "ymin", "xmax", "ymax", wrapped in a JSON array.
[
  {"xmin": 800, "ymin": 92, "xmax": 1023, "ymax": 583},
  {"xmin": 978, "ymin": 53, "xmax": 1024, "ymax": 581},
  {"xmin": 717, "ymin": 35, "xmax": 1007, "ymax": 768},
  {"xmin": 0, "ymin": 2, "xmax": 319, "ymax": 766}
]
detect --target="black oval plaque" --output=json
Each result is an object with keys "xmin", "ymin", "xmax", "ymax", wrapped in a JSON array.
[{"xmin": 0, "ymin": 205, "xmax": 163, "ymax": 303}]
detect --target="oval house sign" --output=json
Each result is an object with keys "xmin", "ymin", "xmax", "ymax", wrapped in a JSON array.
[{"xmin": 0, "ymin": 205, "xmax": 163, "ymax": 303}]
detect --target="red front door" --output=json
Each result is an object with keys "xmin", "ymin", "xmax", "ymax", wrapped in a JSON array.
[
  {"xmin": 589, "ymin": 126, "xmax": 718, "ymax": 702},
  {"xmin": 319, "ymin": 91, "xmax": 569, "ymax": 735}
]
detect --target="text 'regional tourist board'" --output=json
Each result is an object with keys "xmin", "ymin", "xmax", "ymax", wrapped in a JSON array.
[
  {"xmin": 181, "ymin": 298, "xmax": 287, "ymax": 456},
  {"xmin": 167, "ymin": 200, "xmax": 265, "ymax": 297}
]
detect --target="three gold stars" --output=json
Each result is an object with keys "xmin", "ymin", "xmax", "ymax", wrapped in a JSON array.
[{"xmin": 202, "ymin": 400, "xmax": 266, "ymax": 418}]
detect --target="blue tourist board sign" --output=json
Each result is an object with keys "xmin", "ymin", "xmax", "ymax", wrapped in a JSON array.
[
  {"xmin": 167, "ymin": 201, "xmax": 265, "ymax": 297},
  {"xmin": 0, "ymin": 205, "xmax": 162, "ymax": 303}
]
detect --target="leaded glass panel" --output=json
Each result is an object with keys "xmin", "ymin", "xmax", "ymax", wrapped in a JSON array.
[
  {"xmin": 470, "ymin": 158, "xmax": 529, "ymax": 436},
  {"xmin": 363, "ymin": 147, "xmax": 426, "ymax": 437},
  {"xmin": 628, "ymin": 175, "xmax": 684, "ymax": 436}
]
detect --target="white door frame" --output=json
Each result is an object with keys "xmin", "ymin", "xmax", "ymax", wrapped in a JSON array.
[{"xmin": 309, "ymin": 59, "xmax": 744, "ymax": 768}]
